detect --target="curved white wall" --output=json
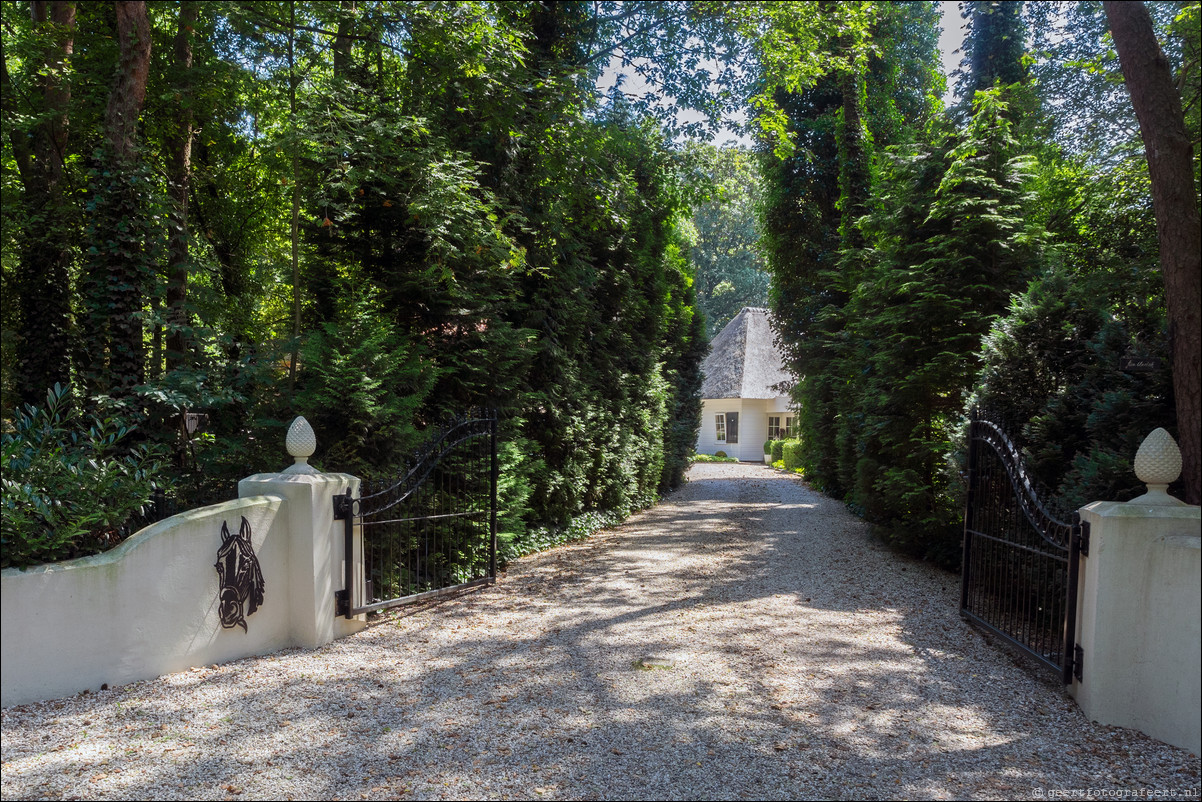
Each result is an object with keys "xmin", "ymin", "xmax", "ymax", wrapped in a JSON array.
[{"xmin": 1, "ymin": 472, "xmax": 363, "ymax": 708}]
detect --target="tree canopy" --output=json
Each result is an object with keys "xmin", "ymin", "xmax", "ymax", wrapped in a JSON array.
[{"xmin": 2, "ymin": 0, "xmax": 1197, "ymax": 568}]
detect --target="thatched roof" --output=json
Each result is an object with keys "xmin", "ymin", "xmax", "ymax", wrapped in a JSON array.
[{"xmin": 700, "ymin": 307, "xmax": 792, "ymax": 400}]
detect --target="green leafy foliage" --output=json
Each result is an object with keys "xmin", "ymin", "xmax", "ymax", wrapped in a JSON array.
[
  {"xmin": 782, "ymin": 439, "xmax": 803, "ymax": 472},
  {"xmin": 971, "ymin": 270, "xmax": 1176, "ymax": 513},
  {"xmin": 760, "ymin": 1, "xmax": 1188, "ymax": 565},
  {"xmin": 1, "ymin": 2, "xmax": 715, "ymax": 567},
  {"xmin": 684, "ymin": 144, "xmax": 769, "ymax": 337},
  {"xmin": 2, "ymin": 386, "xmax": 166, "ymax": 568},
  {"xmin": 293, "ymin": 289, "xmax": 435, "ymax": 477},
  {"xmin": 4, "ymin": 1, "xmax": 1186, "ymax": 572},
  {"xmin": 692, "ymin": 453, "xmax": 736, "ymax": 463},
  {"xmin": 834, "ymin": 89, "xmax": 1039, "ymax": 563}
]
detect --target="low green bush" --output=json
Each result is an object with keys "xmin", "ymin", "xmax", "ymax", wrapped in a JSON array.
[
  {"xmin": 1, "ymin": 385, "xmax": 166, "ymax": 569},
  {"xmin": 771, "ymin": 439, "xmax": 785, "ymax": 462},
  {"xmin": 782, "ymin": 439, "xmax": 803, "ymax": 472},
  {"xmin": 763, "ymin": 439, "xmax": 772, "ymax": 454},
  {"xmin": 714, "ymin": 450, "xmax": 727, "ymax": 458},
  {"xmin": 499, "ymin": 508, "xmax": 625, "ymax": 564},
  {"xmin": 693, "ymin": 453, "xmax": 737, "ymax": 463}
]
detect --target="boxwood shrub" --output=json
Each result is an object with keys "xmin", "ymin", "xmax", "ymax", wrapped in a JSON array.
[{"xmin": 782, "ymin": 439, "xmax": 803, "ymax": 472}]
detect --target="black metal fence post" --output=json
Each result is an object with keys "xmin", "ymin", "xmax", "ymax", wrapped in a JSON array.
[
  {"xmin": 960, "ymin": 412, "xmax": 978, "ymax": 614},
  {"xmin": 1063, "ymin": 513, "xmax": 1085, "ymax": 684},
  {"xmin": 489, "ymin": 411, "xmax": 498, "ymax": 581},
  {"xmin": 333, "ymin": 488, "xmax": 355, "ymax": 619}
]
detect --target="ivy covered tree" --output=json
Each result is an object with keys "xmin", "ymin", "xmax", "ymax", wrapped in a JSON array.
[{"xmin": 956, "ymin": 0, "xmax": 1028, "ymax": 102}]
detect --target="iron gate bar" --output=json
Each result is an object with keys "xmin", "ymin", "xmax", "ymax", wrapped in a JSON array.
[
  {"xmin": 335, "ymin": 410, "xmax": 498, "ymax": 619},
  {"xmin": 359, "ymin": 427, "xmax": 494, "ymax": 515},
  {"xmin": 960, "ymin": 410, "xmax": 1083, "ymax": 684},
  {"xmin": 362, "ymin": 510, "xmax": 486, "ymax": 527},
  {"xmin": 350, "ymin": 576, "xmax": 494, "ymax": 615},
  {"xmin": 965, "ymin": 531, "xmax": 1066, "ymax": 558}
]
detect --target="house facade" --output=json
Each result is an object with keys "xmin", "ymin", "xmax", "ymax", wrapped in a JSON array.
[{"xmin": 696, "ymin": 307, "xmax": 795, "ymax": 462}]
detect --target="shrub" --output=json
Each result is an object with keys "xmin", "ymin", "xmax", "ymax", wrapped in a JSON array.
[
  {"xmin": 294, "ymin": 288, "xmax": 434, "ymax": 477},
  {"xmin": 692, "ymin": 453, "xmax": 737, "ymax": 463},
  {"xmin": 782, "ymin": 439, "xmax": 803, "ymax": 472},
  {"xmin": 763, "ymin": 439, "xmax": 772, "ymax": 453},
  {"xmin": 714, "ymin": 450, "xmax": 727, "ymax": 458},
  {"xmin": 2, "ymin": 385, "xmax": 166, "ymax": 569},
  {"xmin": 770, "ymin": 439, "xmax": 785, "ymax": 462}
]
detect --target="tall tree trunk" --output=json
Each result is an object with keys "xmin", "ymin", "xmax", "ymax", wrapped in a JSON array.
[
  {"xmin": 102, "ymin": 0, "xmax": 154, "ymax": 396},
  {"xmin": 332, "ymin": 1, "xmax": 355, "ymax": 79},
  {"xmin": 288, "ymin": 0, "xmax": 301, "ymax": 392},
  {"xmin": 4, "ymin": 1, "xmax": 76, "ymax": 406},
  {"xmin": 1105, "ymin": 0, "xmax": 1202, "ymax": 505},
  {"xmin": 837, "ymin": 68, "xmax": 870, "ymax": 252},
  {"xmin": 165, "ymin": 1, "xmax": 198, "ymax": 373},
  {"xmin": 106, "ymin": 1, "xmax": 152, "ymax": 162}
]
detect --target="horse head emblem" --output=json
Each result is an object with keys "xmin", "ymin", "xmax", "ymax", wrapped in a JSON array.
[{"xmin": 215, "ymin": 516, "xmax": 265, "ymax": 632}]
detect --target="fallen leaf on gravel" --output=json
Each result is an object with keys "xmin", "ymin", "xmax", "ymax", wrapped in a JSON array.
[{"xmin": 611, "ymin": 748, "xmax": 623, "ymax": 755}]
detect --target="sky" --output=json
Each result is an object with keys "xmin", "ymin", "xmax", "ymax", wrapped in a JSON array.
[
  {"xmin": 939, "ymin": 0, "xmax": 970, "ymax": 102},
  {"xmin": 598, "ymin": 2, "xmax": 970, "ymax": 147}
]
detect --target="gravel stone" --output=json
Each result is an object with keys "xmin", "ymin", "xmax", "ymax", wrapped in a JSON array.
[{"xmin": 2, "ymin": 462, "xmax": 1199, "ymax": 800}]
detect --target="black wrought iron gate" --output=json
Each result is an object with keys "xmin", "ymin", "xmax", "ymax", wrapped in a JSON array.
[
  {"xmin": 334, "ymin": 410, "xmax": 498, "ymax": 617},
  {"xmin": 960, "ymin": 411, "xmax": 1088, "ymax": 684}
]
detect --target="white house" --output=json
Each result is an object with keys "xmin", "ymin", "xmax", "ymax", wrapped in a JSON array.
[{"xmin": 696, "ymin": 307, "xmax": 795, "ymax": 461}]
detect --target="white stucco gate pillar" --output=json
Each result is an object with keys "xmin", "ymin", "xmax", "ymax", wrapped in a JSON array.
[
  {"xmin": 1070, "ymin": 428, "xmax": 1201, "ymax": 754},
  {"xmin": 238, "ymin": 416, "xmax": 366, "ymax": 648}
]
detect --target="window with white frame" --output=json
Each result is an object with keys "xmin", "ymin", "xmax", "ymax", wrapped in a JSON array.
[
  {"xmin": 768, "ymin": 416, "xmax": 782, "ymax": 440},
  {"xmin": 784, "ymin": 416, "xmax": 795, "ymax": 438},
  {"xmin": 715, "ymin": 413, "xmax": 726, "ymax": 441}
]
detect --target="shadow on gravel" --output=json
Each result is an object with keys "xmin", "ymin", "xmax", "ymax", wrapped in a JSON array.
[{"xmin": 2, "ymin": 464, "xmax": 1197, "ymax": 801}]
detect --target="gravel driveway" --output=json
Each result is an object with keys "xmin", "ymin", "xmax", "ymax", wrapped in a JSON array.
[{"xmin": 2, "ymin": 462, "xmax": 1199, "ymax": 801}]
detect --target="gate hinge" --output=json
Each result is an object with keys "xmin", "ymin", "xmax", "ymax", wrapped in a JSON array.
[
  {"xmin": 1077, "ymin": 520, "xmax": 1090, "ymax": 556},
  {"xmin": 1073, "ymin": 643, "xmax": 1084, "ymax": 683},
  {"xmin": 333, "ymin": 489, "xmax": 353, "ymax": 520}
]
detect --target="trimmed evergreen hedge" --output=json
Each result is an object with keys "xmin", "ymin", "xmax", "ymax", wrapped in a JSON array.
[{"xmin": 782, "ymin": 439, "xmax": 803, "ymax": 471}]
